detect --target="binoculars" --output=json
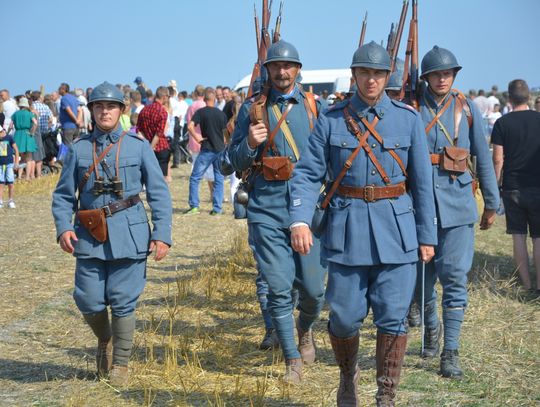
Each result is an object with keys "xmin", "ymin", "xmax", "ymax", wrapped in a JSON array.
[{"xmin": 92, "ymin": 176, "xmax": 124, "ymax": 198}]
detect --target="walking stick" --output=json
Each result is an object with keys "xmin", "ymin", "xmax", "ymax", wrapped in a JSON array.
[{"xmin": 421, "ymin": 260, "xmax": 425, "ymax": 355}]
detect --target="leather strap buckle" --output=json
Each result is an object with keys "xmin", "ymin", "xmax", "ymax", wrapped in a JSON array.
[
  {"xmin": 363, "ymin": 185, "xmax": 375, "ymax": 202},
  {"xmin": 102, "ymin": 205, "xmax": 113, "ymax": 217}
]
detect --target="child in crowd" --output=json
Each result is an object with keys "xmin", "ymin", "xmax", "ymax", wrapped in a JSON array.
[{"xmin": 0, "ymin": 124, "xmax": 20, "ymax": 208}]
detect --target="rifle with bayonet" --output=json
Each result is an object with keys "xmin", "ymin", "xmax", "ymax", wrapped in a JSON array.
[
  {"xmin": 386, "ymin": 22, "xmax": 396, "ymax": 54},
  {"xmin": 247, "ymin": 0, "xmax": 273, "ymax": 98}
]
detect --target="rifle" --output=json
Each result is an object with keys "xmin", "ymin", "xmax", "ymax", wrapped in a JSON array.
[
  {"xmin": 386, "ymin": 22, "xmax": 396, "ymax": 54},
  {"xmin": 273, "ymin": 1, "xmax": 283, "ymax": 43},
  {"xmin": 390, "ymin": 0, "xmax": 409, "ymax": 73},
  {"xmin": 399, "ymin": 0, "xmax": 419, "ymax": 110},
  {"xmin": 358, "ymin": 11, "xmax": 368, "ymax": 46},
  {"xmin": 247, "ymin": 0, "xmax": 273, "ymax": 98}
]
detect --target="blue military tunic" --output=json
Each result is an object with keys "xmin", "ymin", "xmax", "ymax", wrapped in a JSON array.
[
  {"xmin": 229, "ymin": 86, "xmax": 322, "ymax": 228},
  {"xmin": 52, "ymin": 125, "xmax": 172, "ymax": 259},
  {"xmin": 289, "ymin": 92, "xmax": 438, "ymax": 266},
  {"xmin": 420, "ymin": 90, "xmax": 500, "ymax": 225}
]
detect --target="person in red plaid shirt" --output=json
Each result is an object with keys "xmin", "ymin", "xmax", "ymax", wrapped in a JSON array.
[{"xmin": 137, "ymin": 87, "xmax": 170, "ymax": 177}]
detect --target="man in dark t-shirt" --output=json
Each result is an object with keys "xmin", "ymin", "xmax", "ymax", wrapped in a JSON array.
[
  {"xmin": 492, "ymin": 79, "xmax": 540, "ymax": 292},
  {"xmin": 186, "ymin": 87, "xmax": 227, "ymax": 215}
]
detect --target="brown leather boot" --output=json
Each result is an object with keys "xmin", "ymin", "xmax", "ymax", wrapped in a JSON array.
[
  {"xmin": 329, "ymin": 332, "xmax": 360, "ymax": 407},
  {"xmin": 282, "ymin": 358, "xmax": 303, "ymax": 385},
  {"xmin": 109, "ymin": 365, "xmax": 129, "ymax": 387},
  {"xmin": 375, "ymin": 333, "xmax": 407, "ymax": 407},
  {"xmin": 296, "ymin": 319, "xmax": 316, "ymax": 364}
]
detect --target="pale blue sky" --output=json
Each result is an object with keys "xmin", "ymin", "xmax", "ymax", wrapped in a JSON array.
[{"xmin": 3, "ymin": 0, "xmax": 539, "ymax": 95}]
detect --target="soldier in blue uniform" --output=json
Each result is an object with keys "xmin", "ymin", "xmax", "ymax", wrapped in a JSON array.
[
  {"xmin": 414, "ymin": 46, "xmax": 499, "ymax": 378},
  {"xmin": 289, "ymin": 41, "xmax": 437, "ymax": 406},
  {"xmin": 228, "ymin": 40, "xmax": 327, "ymax": 384},
  {"xmin": 52, "ymin": 82, "xmax": 172, "ymax": 387}
]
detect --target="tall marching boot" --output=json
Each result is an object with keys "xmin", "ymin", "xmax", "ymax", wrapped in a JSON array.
[
  {"xmin": 329, "ymin": 332, "xmax": 360, "ymax": 407},
  {"xmin": 375, "ymin": 332, "xmax": 408, "ymax": 407}
]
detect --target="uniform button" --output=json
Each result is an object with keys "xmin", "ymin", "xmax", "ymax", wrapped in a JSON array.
[
  {"xmin": 395, "ymin": 143, "xmax": 400, "ymax": 147},
  {"xmin": 371, "ymin": 170, "xmax": 376, "ymax": 175},
  {"xmin": 435, "ymin": 184, "xmax": 440, "ymax": 188},
  {"xmin": 288, "ymin": 156, "xmax": 293, "ymax": 160},
  {"xmin": 286, "ymin": 120, "xmax": 290, "ymax": 124},
  {"xmin": 438, "ymin": 147, "xmax": 443, "ymax": 151},
  {"xmin": 379, "ymin": 111, "xmax": 384, "ymax": 117},
  {"xmin": 342, "ymin": 142, "xmax": 347, "ymax": 147},
  {"xmin": 372, "ymin": 143, "xmax": 377, "ymax": 148},
  {"xmin": 106, "ymin": 153, "xmax": 110, "ymax": 157}
]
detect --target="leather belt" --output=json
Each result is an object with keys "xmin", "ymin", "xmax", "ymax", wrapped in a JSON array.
[
  {"xmin": 102, "ymin": 195, "xmax": 141, "ymax": 217},
  {"xmin": 337, "ymin": 182, "xmax": 406, "ymax": 202},
  {"xmin": 430, "ymin": 153, "xmax": 440, "ymax": 165}
]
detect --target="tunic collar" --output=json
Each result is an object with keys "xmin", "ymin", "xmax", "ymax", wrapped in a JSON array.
[
  {"xmin": 349, "ymin": 92, "xmax": 392, "ymax": 119},
  {"xmin": 92, "ymin": 124, "xmax": 123, "ymax": 144},
  {"xmin": 269, "ymin": 85, "xmax": 302, "ymax": 104}
]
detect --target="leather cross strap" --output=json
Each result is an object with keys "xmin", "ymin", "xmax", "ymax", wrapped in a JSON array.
[
  {"xmin": 260, "ymin": 102, "xmax": 294, "ymax": 158},
  {"xmin": 337, "ymin": 182, "xmax": 406, "ymax": 202},
  {"xmin": 320, "ymin": 109, "xmax": 379, "ymax": 209},
  {"xmin": 425, "ymin": 94, "xmax": 453, "ymax": 134},
  {"xmin": 359, "ymin": 116, "xmax": 408, "ymax": 177},
  {"xmin": 102, "ymin": 195, "xmax": 141, "ymax": 217},
  {"xmin": 345, "ymin": 109, "xmax": 391, "ymax": 184}
]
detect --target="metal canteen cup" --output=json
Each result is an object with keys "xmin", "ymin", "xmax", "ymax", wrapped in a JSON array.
[{"xmin": 235, "ymin": 183, "xmax": 250, "ymax": 206}]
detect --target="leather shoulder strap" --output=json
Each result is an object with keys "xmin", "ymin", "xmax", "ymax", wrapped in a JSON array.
[
  {"xmin": 303, "ymin": 91, "xmax": 318, "ymax": 131},
  {"xmin": 259, "ymin": 102, "xmax": 294, "ymax": 159},
  {"xmin": 453, "ymin": 89, "xmax": 473, "ymax": 128},
  {"xmin": 425, "ymin": 94, "xmax": 453, "ymax": 134},
  {"xmin": 360, "ymin": 116, "xmax": 408, "ymax": 177}
]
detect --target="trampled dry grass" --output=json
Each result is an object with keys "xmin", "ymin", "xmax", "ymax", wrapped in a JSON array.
[{"xmin": 0, "ymin": 165, "xmax": 538, "ymax": 406}]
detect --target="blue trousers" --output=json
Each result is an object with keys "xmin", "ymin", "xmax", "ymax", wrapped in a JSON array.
[
  {"xmin": 249, "ymin": 222, "xmax": 327, "ymax": 360},
  {"xmin": 414, "ymin": 224, "xmax": 474, "ymax": 350},
  {"xmin": 188, "ymin": 149, "xmax": 224, "ymax": 212},
  {"xmin": 326, "ymin": 262, "xmax": 416, "ymax": 338},
  {"xmin": 74, "ymin": 258, "xmax": 146, "ymax": 317}
]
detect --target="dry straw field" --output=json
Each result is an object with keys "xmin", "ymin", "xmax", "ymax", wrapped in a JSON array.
[{"xmin": 0, "ymin": 165, "xmax": 538, "ymax": 406}]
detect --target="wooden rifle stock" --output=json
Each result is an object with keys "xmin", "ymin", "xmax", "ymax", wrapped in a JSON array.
[
  {"xmin": 359, "ymin": 11, "xmax": 368, "ymax": 46},
  {"xmin": 390, "ymin": 0, "xmax": 409, "ymax": 72}
]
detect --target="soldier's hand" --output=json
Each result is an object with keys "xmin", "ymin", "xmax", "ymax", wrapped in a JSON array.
[
  {"xmin": 59, "ymin": 231, "xmax": 78, "ymax": 254},
  {"xmin": 248, "ymin": 122, "xmax": 268, "ymax": 149},
  {"xmin": 291, "ymin": 225, "xmax": 313, "ymax": 256},
  {"xmin": 419, "ymin": 245, "xmax": 435, "ymax": 263},
  {"xmin": 480, "ymin": 208, "xmax": 497, "ymax": 230},
  {"xmin": 150, "ymin": 240, "xmax": 169, "ymax": 261}
]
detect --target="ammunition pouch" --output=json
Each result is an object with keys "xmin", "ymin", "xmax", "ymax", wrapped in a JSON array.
[
  {"xmin": 261, "ymin": 156, "xmax": 294, "ymax": 181},
  {"xmin": 77, "ymin": 208, "xmax": 108, "ymax": 243},
  {"xmin": 440, "ymin": 146, "xmax": 469, "ymax": 175}
]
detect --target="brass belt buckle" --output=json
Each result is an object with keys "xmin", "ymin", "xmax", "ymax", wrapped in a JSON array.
[
  {"xmin": 363, "ymin": 185, "xmax": 375, "ymax": 202},
  {"xmin": 102, "ymin": 205, "xmax": 113, "ymax": 217}
]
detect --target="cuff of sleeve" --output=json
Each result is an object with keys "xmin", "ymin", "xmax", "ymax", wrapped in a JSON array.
[
  {"xmin": 245, "ymin": 138, "xmax": 257, "ymax": 156},
  {"xmin": 56, "ymin": 225, "xmax": 75, "ymax": 242},
  {"xmin": 151, "ymin": 229, "xmax": 172, "ymax": 247},
  {"xmin": 289, "ymin": 222, "xmax": 308, "ymax": 230}
]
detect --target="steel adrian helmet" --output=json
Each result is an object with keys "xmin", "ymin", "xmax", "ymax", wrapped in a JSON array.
[
  {"xmin": 134, "ymin": 76, "xmax": 143, "ymax": 84},
  {"xmin": 88, "ymin": 82, "xmax": 125, "ymax": 107},
  {"xmin": 421, "ymin": 46, "xmax": 462, "ymax": 79},
  {"xmin": 385, "ymin": 71, "xmax": 403, "ymax": 91},
  {"xmin": 351, "ymin": 41, "xmax": 391, "ymax": 71},
  {"xmin": 264, "ymin": 40, "xmax": 302, "ymax": 67}
]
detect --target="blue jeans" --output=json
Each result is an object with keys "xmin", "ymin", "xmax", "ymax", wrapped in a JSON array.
[
  {"xmin": 188, "ymin": 149, "xmax": 224, "ymax": 212},
  {"xmin": 74, "ymin": 258, "xmax": 146, "ymax": 317},
  {"xmin": 249, "ymin": 222, "xmax": 326, "ymax": 360},
  {"xmin": 326, "ymin": 262, "xmax": 416, "ymax": 337},
  {"xmin": 414, "ymin": 224, "xmax": 474, "ymax": 350}
]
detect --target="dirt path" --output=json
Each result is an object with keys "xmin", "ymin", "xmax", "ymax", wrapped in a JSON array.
[{"xmin": 0, "ymin": 166, "xmax": 246, "ymax": 406}]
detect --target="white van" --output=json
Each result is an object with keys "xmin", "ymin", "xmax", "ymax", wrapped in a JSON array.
[{"xmin": 233, "ymin": 68, "xmax": 351, "ymax": 96}]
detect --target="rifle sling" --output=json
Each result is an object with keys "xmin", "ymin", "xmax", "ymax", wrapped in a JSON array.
[{"xmin": 270, "ymin": 104, "xmax": 300, "ymax": 160}]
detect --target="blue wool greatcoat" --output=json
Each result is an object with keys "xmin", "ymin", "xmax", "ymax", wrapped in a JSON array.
[
  {"xmin": 419, "ymin": 90, "xmax": 500, "ymax": 227},
  {"xmin": 289, "ymin": 92, "xmax": 438, "ymax": 266},
  {"xmin": 52, "ymin": 125, "xmax": 172, "ymax": 260}
]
